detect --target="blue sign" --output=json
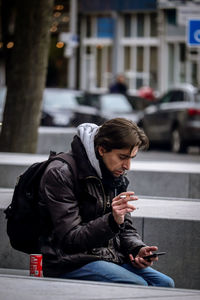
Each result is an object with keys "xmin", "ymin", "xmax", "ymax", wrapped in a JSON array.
[{"xmin": 188, "ymin": 19, "xmax": 200, "ymax": 46}]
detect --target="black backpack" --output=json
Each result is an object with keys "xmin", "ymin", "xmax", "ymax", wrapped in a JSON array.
[{"xmin": 4, "ymin": 151, "xmax": 76, "ymax": 254}]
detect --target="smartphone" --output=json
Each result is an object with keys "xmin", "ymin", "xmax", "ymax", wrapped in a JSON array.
[{"xmin": 143, "ymin": 252, "xmax": 166, "ymax": 260}]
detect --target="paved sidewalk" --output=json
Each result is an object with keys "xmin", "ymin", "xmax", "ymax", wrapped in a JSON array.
[{"xmin": 0, "ymin": 274, "xmax": 200, "ymax": 300}]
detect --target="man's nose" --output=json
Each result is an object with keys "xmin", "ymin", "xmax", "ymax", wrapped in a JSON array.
[{"xmin": 122, "ymin": 159, "xmax": 131, "ymax": 170}]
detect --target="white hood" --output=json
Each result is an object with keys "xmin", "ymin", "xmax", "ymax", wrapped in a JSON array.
[{"xmin": 77, "ymin": 123, "xmax": 102, "ymax": 178}]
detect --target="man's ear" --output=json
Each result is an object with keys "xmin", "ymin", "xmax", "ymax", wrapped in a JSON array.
[{"xmin": 98, "ymin": 146, "xmax": 105, "ymax": 157}]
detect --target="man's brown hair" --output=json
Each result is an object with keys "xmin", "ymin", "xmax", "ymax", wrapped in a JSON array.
[{"xmin": 94, "ymin": 118, "xmax": 149, "ymax": 153}]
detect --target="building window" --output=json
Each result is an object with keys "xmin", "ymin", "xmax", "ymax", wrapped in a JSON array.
[
  {"xmin": 191, "ymin": 62, "xmax": 198, "ymax": 87},
  {"xmin": 137, "ymin": 47, "xmax": 144, "ymax": 72},
  {"xmin": 124, "ymin": 46, "xmax": 131, "ymax": 71},
  {"xmin": 107, "ymin": 46, "xmax": 112, "ymax": 73},
  {"xmin": 96, "ymin": 47, "xmax": 102, "ymax": 87},
  {"xmin": 137, "ymin": 14, "xmax": 144, "ymax": 37},
  {"xmin": 97, "ymin": 17, "xmax": 114, "ymax": 38},
  {"xmin": 166, "ymin": 9, "xmax": 176, "ymax": 25},
  {"xmin": 150, "ymin": 13, "xmax": 157, "ymax": 37},
  {"xmin": 124, "ymin": 14, "xmax": 131, "ymax": 37},
  {"xmin": 150, "ymin": 47, "xmax": 158, "ymax": 89},
  {"xmin": 179, "ymin": 43, "xmax": 186, "ymax": 83},
  {"xmin": 86, "ymin": 46, "xmax": 91, "ymax": 54},
  {"xmin": 136, "ymin": 46, "xmax": 144, "ymax": 88},
  {"xmin": 86, "ymin": 16, "xmax": 92, "ymax": 37}
]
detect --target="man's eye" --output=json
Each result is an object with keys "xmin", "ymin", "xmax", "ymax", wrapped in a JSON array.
[{"xmin": 120, "ymin": 156, "xmax": 126, "ymax": 160}]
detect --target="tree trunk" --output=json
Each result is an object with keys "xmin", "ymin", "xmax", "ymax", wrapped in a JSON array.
[{"xmin": 0, "ymin": 0, "xmax": 53, "ymax": 153}]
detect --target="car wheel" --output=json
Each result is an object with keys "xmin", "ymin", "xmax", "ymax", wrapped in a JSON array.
[{"xmin": 171, "ymin": 128, "xmax": 187, "ymax": 153}]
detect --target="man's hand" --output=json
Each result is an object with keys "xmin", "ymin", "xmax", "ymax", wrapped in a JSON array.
[
  {"xmin": 129, "ymin": 246, "xmax": 158, "ymax": 269},
  {"xmin": 112, "ymin": 191, "xmax": 138, "ymax": 225}
]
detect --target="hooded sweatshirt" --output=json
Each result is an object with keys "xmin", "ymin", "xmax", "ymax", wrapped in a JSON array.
[{"xmin": 77, "ymin": 123, "xmax": 102, "ymax": 178}]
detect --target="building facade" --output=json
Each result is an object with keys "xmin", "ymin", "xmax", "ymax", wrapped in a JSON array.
[
  {"xmin": 78, "ymin": 0, "xmax": 200, "ymax": 95},
  {"xmin": 0, "ymin": 0, "xmax": 200, "ymax": 95}
]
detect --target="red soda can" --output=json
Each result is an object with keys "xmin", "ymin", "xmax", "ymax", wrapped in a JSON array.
[{"xmin": 30, "ymin": 254, "xmax": 43, "ymax": 277}]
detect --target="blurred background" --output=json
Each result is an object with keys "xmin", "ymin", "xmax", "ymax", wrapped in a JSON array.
[
  {"xmin": 1, "ymin": 0, "xmax": 199, "ymax": 93},
  {"xmin": 0, "ymin": 0, "xmax": 200, "ymax": 153}
]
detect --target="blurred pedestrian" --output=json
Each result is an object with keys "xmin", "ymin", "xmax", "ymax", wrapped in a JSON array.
[
  {"xmin": 39, "ymin": 118, "xmax": 174, "ymax": 288},
  {"xmin": 109, "ymin": 74, "xmax": 128, "ymax": 95}
]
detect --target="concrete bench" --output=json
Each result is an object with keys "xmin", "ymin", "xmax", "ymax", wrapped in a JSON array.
[
  {"xmin": 128, "ymin": 160, "xmax": 200, "ymax": 199},
  {"xmin": 37, "ymin": 127, "xmax": 76, "ymax": 154},
  {"xmin": 1, "ymin": 274, "xmax": 200, "ymax": 300},
  {"xmin": 0, "ymin": 152, "xmax": 199, "ymax": 199},
  {"xmin": 0, "ymin": 189, "xmax": 200, "ymax": 290}
]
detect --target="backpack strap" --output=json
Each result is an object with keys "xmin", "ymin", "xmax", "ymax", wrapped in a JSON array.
[{"xmin": 50, "ymin": 152, "xmax": 79, "ymax": 195}]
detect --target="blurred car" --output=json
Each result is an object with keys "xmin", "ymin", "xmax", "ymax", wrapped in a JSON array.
[
  {"xmin": 127, "ymin": 94, "xmax": 152, "ymax": 111},
  {"xmin": 73, "ymin": 93, "xmax": 142, "ymax": 126},
  {"xmin": 41, "ymin": 88, "xmax": 98, "ymax": 127},
  {"xmin": 0, "ymin": 87, "xmax": 94, "ymax": 128},
  {"xmin": 41, "ymin": 88, "xmax": 86, "ymax": 127},
  {"xmin": 139, "ymin": 83, "xmax": 200, "ymax": 153}
]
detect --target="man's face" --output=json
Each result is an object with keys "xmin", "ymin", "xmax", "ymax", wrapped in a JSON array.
[{"xmin": 98, "ymin": 146, "xmax": 138, "ymax": 177}]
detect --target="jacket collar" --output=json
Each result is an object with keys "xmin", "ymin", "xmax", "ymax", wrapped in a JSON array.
[{"xmin": 71, "ymin": 135, "xmax": 99, "ymax": 179}]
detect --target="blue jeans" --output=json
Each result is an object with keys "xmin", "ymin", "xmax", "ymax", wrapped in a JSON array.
[{"xmin": 60, "ymin": 260, "xmax": 175, "ymax": 287}]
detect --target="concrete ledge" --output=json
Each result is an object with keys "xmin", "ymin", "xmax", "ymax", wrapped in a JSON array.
[
  {"xmin": 131, "ymin": 197, "xmax": 200, "ymax": 290},
  {"xmin": 0, "ymin": 268, "xmax": 29, "ymax": 276},
  {"xmin": 1, "ymin": 189, "xmax": 200, "ymax": 290},
  {"xmin": 128, "ymin": 161, "xmax": 200, "ymax": 199},
  {"xmin": 0, "ymin": 153, "xmax": 47, "ymax": 189},
  {"xmin": 0, "ymin": 152, "xmax": 199, "ymax": 199},
  {"xmin": 142, "ymin": 218, "xmax": 200, "ymax": 290},
  {"xmin": 0, "ymin": 190, "xmax": 29, "ymax": 270},
  {"xmin": 37, "ymin": 127, "xmax": 76, "ymax": 154},
  {"xmin": 1, "ymin": 274, "xmax": 200, "ymax": 300}
]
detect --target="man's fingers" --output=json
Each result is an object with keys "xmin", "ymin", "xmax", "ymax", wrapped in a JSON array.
[
  {"xmin": 113, "ymin": 202, "xmax": 135, "ymax": 209},
  {"xmin": 147, "ymin": 246, "xmax": 158, "ymax": 253},
  {"xmin": 135, "ymin": 257, "xmax": 153, "ymax": 268},
  {"xmin": 114, "ymin": 208, "xmax": 135, "ymax": 216},
  {"xmin": 113, "ymin": 196, "xmax": 138, "ymax": 206},
  {"xmin": 129, "ymin": 254, "xmax": 134, "ymax": 261},
  {"xmin": 113, "ymin": 205, "xmax": 136, "ymax": 214},
  {"xmin": 119, "ymin": 193, "xmax": 138, "ymax": 201}
]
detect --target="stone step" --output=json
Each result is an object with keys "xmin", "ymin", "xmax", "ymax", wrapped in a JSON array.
[
  {"xmin": 0, "ymin": 274, "xmax": 200, "ymax": 300},
  {"xmin": 0, "ymin": 188, "xmax": 199, "ymax": 290},
  {"xmin": 0, "ymin": 268, "xmax": 29, "ymax": 276}
]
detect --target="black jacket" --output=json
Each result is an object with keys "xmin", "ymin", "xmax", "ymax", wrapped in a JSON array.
[{"xmin": 39, "ymin": 136, "xmax": 145, "ymax": 277}]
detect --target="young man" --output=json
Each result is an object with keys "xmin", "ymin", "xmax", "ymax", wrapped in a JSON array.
[{"xmin": 39, "ymin": 118, "xmax": 174, "ymax": 287}]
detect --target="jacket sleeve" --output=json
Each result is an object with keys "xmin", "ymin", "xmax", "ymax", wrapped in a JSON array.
[
  {"xmin": 119, "ymin": 213, "xmax": 146, "ymax": 257},
  {"xmin": 40, "ymin": 162, "xmax": 118, "ymax": 253}
]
